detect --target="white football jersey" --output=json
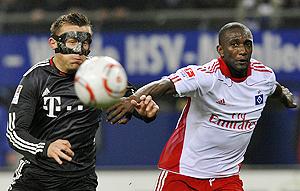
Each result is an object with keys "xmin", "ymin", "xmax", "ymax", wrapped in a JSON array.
[{"xmin": 158, "ymin": 58, "xmax": 277, "ymax": 179}]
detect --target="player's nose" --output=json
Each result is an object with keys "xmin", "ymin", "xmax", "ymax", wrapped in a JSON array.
[{"xmin": 238, "ymin": 45, "xmax": 247, "ymax": 55}]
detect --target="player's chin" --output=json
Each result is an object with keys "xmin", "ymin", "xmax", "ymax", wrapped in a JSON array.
[
  {"xmin": 67, "ymin": 62, "xmax": 81, "ymax": 72},
  {"xmin": 71, "ymin": 62, "xmax": 82, "ymax": 70},
  {"xmin": 238, "ymin": 65, "xmax": 248, "ymax": 71},
  {"xmin": 70, "ymin": 57, "xmax": 86, "ymax": 66},
  {"xmin": 235, "ymin": 61, "xmax": 249, "ymax": 70}
]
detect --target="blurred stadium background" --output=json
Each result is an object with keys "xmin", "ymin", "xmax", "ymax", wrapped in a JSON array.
[{"xmin": 0, "ymin": 0, "xmax": 300, "ymax": 190}]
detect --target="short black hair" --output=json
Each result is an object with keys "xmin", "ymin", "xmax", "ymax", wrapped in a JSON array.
[
  {"xmin": 50, "ymin": 12, "xmax": 92, "ymax": 35},
  {"xmin": 218, "ymin": 22, "xmax": 252, "ymax": 45}
]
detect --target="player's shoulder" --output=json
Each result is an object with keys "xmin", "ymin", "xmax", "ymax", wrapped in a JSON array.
[
  {"xmin": 23, "ymin": 59, "xmax": 51, "ymax": 77},
  {"xmin": 179, "ymin": 59, "xmax": 219, "ymax": 77},
  {"xmin": 250, "ymin": 58, "xmax": 274, "ymax": 74},
  {"xmin": 247, "ymin": 59, "xmax": 276, "ymax": 84},
  {"xmin": 196, "ymin": 59, "xmax": 220, "ymax": 74}
]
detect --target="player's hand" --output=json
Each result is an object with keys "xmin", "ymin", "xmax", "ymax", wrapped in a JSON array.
[
  {"xmin": 279, "ymin": 85, "xmax": 297, "ymax": 108},
  {"xmin": 47, "ymin": 139, "xmax": 74, "ymax": 165},
  {"xmin": 131, "ymin": 95, "xmax": 159, "ymax": 119},
  {"xmin": 106, "ymin": 96, "xmax": 136, "ymax": 124}
]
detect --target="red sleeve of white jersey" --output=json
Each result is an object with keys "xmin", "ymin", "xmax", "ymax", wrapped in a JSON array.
[{"xmin": 167, "ymin": 65, "xmax": 215, "ymax": 97}]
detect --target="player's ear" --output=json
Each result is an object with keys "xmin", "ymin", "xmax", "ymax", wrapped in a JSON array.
[
  {"xmin": 48, "ymin": 37, "xmax": 58, "ymax": 50},
  {"xmin": 217, "ymin": 45, "xmax": 224, "ymax": 57}
]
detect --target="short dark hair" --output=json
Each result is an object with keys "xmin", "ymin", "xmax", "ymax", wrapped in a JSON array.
[
  {"xmin": 50, "ymin": 12, "xmax": 92, "ymax": 35},
  {"xmin": 218, "ymin": 22, "xmax": 252, "ymax": 45}
]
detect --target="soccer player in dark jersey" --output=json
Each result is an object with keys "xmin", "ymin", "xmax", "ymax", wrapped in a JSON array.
[{"xmin": 6, "ymin": 12, "xmax": 159, "ymax": 191}]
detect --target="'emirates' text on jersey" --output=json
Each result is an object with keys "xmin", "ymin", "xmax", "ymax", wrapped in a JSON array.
[{"xmin": 159, "ymin": 57, "xmax": 276, "ymax": 179}]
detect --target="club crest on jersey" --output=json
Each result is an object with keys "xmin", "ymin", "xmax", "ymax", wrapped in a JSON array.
[
  {"xmin": 181, "ymin": 68, "xmax": 195, "ymax": 79},
  {"xmin": 255, "ymin": 94, "xmax": 264, "ymax": 105}
]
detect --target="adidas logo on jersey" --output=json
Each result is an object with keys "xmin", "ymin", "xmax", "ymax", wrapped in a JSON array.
[
  {"xmin": 42, "ymin": 88, "xmax": 50, "ymax": 97},
  {"xmin": 216, "ymin": 98, "xmax": 226, "ymax": 105}
]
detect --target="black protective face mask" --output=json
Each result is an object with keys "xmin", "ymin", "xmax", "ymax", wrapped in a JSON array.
[{"xmin": 51, "ymin": 31, "xmax": 92, "ymax": 56}]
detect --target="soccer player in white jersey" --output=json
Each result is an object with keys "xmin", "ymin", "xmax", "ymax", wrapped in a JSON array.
[{"xmin": 107, "ymin": 22, "xmax": 297, "ymax": 191}]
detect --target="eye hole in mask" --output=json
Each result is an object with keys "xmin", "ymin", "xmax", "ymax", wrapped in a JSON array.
[{"xmin": 51, "ymin": 31, "xmax": 92, "ymax": 56}]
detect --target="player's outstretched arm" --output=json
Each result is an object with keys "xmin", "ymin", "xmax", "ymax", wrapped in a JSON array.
[
  {"xmin": 106, "ymin": 78, "xmax": 175, "ymax": 124},
  {"xmin": 111, "ymin": 95, "xmax": 160, "ymax": 124},
  {"xmin": 131, "ymin": 95, "xmax": 160, "ymax": 123},
  {"xmin": 132, "ymin": 95, "xmax": 159, "ymax": 119},
  {"xmin": 271, "ymin": 82, "xmax": 297, "ymax": 108}
]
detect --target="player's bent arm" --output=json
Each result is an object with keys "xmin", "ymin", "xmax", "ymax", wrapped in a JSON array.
[
  {"xmin": 270, "ymin": 82, "xmax": 297, "ymax": 108},
  {"xmin": 114, "ymin": 83, "xmax": 158, "ymax": 124},
  {"xmin": 116, "ymin": 97, "xmax": 159, "ymax": 124},
  {"xmin": 131, "ymin": 95, "xmax": 159, "ymax": 123},
  {"xmin": 106, "ymin": 79, "xmax": 175, "ymax": 123},
  {"xmin": 6, "ymin": 76, "xmax": 51, "ymax": 161}
]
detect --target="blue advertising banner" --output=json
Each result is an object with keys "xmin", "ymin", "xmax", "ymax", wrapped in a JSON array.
[{"xmin": 1, "ymin": 30, "xmax": 300, "ymax": 87}]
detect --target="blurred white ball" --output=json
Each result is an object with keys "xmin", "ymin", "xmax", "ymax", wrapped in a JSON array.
[{"xmin": 74, "ymin": 56, "xmax": 127, "ymax": 109}]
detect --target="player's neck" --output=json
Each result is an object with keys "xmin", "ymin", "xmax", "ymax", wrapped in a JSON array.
[
  {"xmin": 53, "ymin": 56, "xmax": 68, "ymax": 74},
  {"xmin": 227, "ymin": 65, "xmax": 248, "ymax": 78}
]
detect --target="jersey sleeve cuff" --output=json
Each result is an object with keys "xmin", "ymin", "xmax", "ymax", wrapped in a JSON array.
[{"xmin": 39, "ymin": 141, "xmax": 51, "ymax": 158}]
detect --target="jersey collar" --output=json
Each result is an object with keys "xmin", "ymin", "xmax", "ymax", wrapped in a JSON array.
[
  {"xmin": 218, "ymin": 57, "xmax": 251, "ymax": 83},
  {"xmin": 50, "ymin": 57, "xmax": 73, "ymax": 77}
]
